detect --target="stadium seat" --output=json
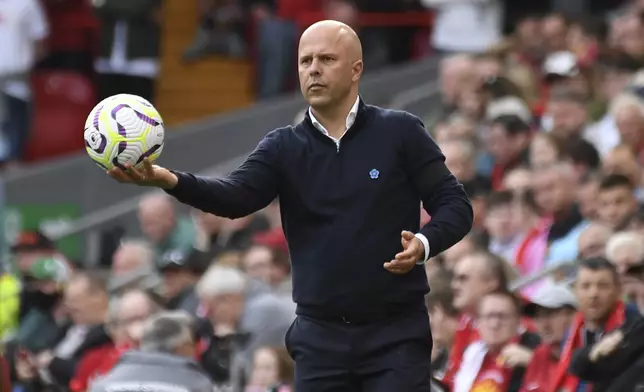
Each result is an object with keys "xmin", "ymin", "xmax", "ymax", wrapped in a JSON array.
[
  {"xmin": 24, "ymin": 71, "xmax": 97, "ymax": 162},
  {"xmin": 155, "ymin": 0, "xmax": 255, "ymax": 126}
]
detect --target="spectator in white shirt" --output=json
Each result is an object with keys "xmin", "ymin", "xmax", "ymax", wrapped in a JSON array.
[
  {"xmin": 422, "ymin": 0, "xmax": 503, "ymax": 54},
  {"xmin": 0, "ymin": 0, "xmax": 48, "ymax": 167}
]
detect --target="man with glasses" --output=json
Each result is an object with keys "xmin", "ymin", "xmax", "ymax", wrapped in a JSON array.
[{"xmin": 453, "ymin": 290, "xmax": 539, "ymax": 392}]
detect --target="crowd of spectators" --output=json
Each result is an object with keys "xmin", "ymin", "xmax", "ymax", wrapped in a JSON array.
[{"xmin": 6, "ymin": 0, "xmax": 644, "ymax": 392}]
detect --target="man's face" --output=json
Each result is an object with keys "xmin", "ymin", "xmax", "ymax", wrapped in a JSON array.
[
  {"xmin": 615, "ymin": 105, "xmax": 644, "ymax": 147},
  {"xmin": 113, "ymin": 293, "xmax": 154, "ymax": 344},
  {"xmin": 578, "ymin": 227, "xmax": 610, "ymax": 259},
  {"xmin": 577, "ymin": 181, "xmax": 599, "ymax": 220},
  {"xmin": 597, "ymin": 186, "xmax": 637, "ymax": 229},
  {"xmin": 452, "ymin": 255, "xmax": 495, "ymax": 312},
  {"xmin": 531, "ymin": 171, "xmax": 570, "ymax": 214},
  {"xmin": 138, "ymin": 207, "xmax": 175, "ymax": 244},
  {"xmin": 534, "ymin": 307, "xmax": 575, "ymax": 346},
  {"xmin": 486, "ymin": 124, "xmax": 514, "ymax": 164},
  {"xmin": 242, "ymin": 246, "xmax": 273, "ymax": 283},
  {"xmin": 542, "ymin": 16, "xmax": 568, "ymax": 53},
  {"xmin": 298, "ymin": 26, "xmax": 359, "ymax": 108},
  {"xmin": 548, "ymin": 99, "xmax": 587, "ymax": 140},
  {"xmin": 206, "ymin": 293, "xmax": 245, "ymax": 328},
  {"xmin": 574, "ymin": 268, "xmax": 620, "ymax": 324},
  {"xmin": 442, "ymin": 144, "xmax": 472, "ymax": 181},
  {"xmin": 484, "ymin": 204, "xmax": 516, "ymax": 241},
  {"xmin": 477, "ymin": 295, "xmax": 519, "ymax": 348},
  {"xmin": 64, "ymin": 279, "xmax": 107, "ymax": 326}
]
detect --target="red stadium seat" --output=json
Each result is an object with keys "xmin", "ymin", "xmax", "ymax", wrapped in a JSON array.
[{"xmin": 23, "ymin": 71, "xmax": 97, "ymax": 162}]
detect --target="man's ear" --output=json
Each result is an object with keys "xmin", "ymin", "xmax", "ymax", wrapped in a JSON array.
[{"xmin": 352, "ymin": 60, "xmax": 363, "ymax": 82}]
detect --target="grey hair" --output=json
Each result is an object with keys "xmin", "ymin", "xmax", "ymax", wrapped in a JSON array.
[
  {"xmin": 106, "ymin": 289, "xmax": 161, "ymax": 326},
  {"xmin": 606, "ymin": 231, "xmax": 644, "ymax": 262},
  {"xmin": 139, "ymin": 311, "xmax": 195, "ymax": 354}
]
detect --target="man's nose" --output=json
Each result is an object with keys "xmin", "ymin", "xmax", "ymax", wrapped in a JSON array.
[{"xmin": 309, "ymin": 59, "xmax": 321, "ymax": 75}]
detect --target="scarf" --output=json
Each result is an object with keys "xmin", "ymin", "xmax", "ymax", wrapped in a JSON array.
[{"xmin": 548, "ymin": 302, "xmax": 625, "ymax": 392}]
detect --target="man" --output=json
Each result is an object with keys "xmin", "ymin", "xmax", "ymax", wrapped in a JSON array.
[
  {"xmin": 137, "ymin": 194, "xmax": 196, "ymax": 263},
  {"xmin": 484, "ymin": 191, "xmax": 523, "ymax": 262},
  {"xmin": 519, "ymin": 284, "xmax": 577, "ymax": 392},
  {"xmin": 108, "ymin": 20, "xmax": 473, "ymax": 391},
  {"xmin": 486, "ymin": 115, "xmax": 531, "ymax": 190},
  {"xmin": 89, "ymin": 311, "xmax": 213, "ymax": 392},
  {"xmin": 549, "ymin": 257, "xmax": 640, "ymax": 392},
  {"xmin": 597, "ymin": 174, "xmax": 639, "ymax": 230},
  {"xmin": 453, "ymin": 291, "xmax": 539, "ymax": 392}
]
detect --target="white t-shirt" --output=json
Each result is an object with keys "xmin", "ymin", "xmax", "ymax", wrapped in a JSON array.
[
  {"xmin": 423, "ymin": 0, "xmax": 503, "ymax": 53},
  {"xmin": 0, "ymin": 0, "xmax": 49, "ymax": 99}
]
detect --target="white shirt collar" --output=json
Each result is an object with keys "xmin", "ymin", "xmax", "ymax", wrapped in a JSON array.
[{"xmin": 308, "ymin": 96, "xmax": 360, "ymax": 142}]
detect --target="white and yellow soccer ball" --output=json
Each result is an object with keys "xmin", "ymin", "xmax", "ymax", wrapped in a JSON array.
[{"xmin": 84, "ymin": 94, "xmax": 165, "ymax": 171}]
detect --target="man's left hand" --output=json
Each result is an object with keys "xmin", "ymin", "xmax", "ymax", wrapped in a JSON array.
[{"xmin": 384, "ymin": 231, "xmax": 424, "ymax": 274}]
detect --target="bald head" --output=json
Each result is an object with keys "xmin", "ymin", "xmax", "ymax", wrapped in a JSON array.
[
  {"xmin": 300, "ymin": 20, "xmax": 362, "ymax": 61},
  {"xmin": 298, "ymin": 20, "xmax": 364, "ymax": 110},
  {"xmin": 138, "ymin": 194, "xmax": 176, "ymax": 243}
]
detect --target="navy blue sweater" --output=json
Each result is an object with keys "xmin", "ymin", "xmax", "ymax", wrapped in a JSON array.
[{"xmin": 167, "ymin": 100, "xmax": 473, "ymax": 315}]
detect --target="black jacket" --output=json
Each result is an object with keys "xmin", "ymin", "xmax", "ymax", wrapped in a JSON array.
[{"xmin": 570, "ymin": 309, "xmax": 644, "ymax": 392}]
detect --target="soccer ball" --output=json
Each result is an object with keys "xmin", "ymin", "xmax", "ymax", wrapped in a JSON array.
[{"xmin": 84, "ymin": 94, "xmax": 164, "ymax": 171}]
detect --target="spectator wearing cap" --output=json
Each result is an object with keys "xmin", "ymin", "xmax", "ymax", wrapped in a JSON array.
[
  {"xmin": 11, "ymin": 230, "xmax": 56, "ymax": 276},
  {"xmin": 518, "ymin": 283, "xmax": 577, "ymax": 392},
  {"xmin": 486, "ymin": 115, "xmax": 531, "ymax": 190},
  {"xmin": 11, "ymin": 257, "xmax": 70, "ymax": 356},
  {"xmin": 159, "ymin": 248, "xmax": 204, "ymax": 316}
]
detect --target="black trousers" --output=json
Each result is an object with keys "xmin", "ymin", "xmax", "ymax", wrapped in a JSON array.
[{"xmin": 286, "ymin": 308, "xmax": 433, "ymax": 392}]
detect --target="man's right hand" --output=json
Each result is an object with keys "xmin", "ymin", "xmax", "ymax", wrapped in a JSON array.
[{"xmin": 107, "ymin": 158, "xmax": 178, "ymax": 189}]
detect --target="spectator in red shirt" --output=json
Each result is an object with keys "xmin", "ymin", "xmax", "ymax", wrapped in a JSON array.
[
  {"xmin": 519, "ymin": 283, "xmax": 577, "ymax": 392},
  {"xmin": 0, "ymin": 354, "xmax": 10, "ymax": 392},
  {"xmin": 453, "ymin": 291, "xmax": 539, "ymax": 392}
]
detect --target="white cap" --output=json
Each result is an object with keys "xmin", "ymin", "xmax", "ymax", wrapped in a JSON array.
[
  {"xmin": 543, "ymin": 51, "xmax": 580, "ymax": 78},
  {"xmin": 486, "ymin": 96, "xmax": 533, "ymax": 123},
  {"xmin": 523, "ymin": 283, "xmax": 577, "ymax": 315}
]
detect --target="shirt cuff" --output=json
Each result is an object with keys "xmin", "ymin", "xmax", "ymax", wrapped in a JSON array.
[{"xmin": 414, "ymin": 233, "xmax": 430, "ymax": 265}]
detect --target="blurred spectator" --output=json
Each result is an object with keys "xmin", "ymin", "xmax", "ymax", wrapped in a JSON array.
[
  {"xmin": 577, "ymin": 171, "xmax": 602, "ymax": 220},
  {"xmin": 0, "ymin": 0, "xmax": 48, "ymax": 167},
  {"xmin": 196, "ymin": 265, "xmax": 293, "ymax": 389},
  {"xmin": 245, "ymin": 346, "xmax": 293, "ymax": 392},
  {"xmin": 577, "ymin": 222, "xmax": 613, "ymax": 259},
  {"xmin": 605, "ymin": 231, "xmax": 644, "ymax": 275},
  {"xmin": 137, "ymin": 194, "xmax": 197, "ymax": 263},
  {"xmin": 422, "ymin": 0, "xmax": 502, "ymax": 54},
  {"xmin": 529, "ymin": 132, "xmax": 565, "ymax": 170},
  {"xmin": 484, "ymin": 191, "xmax": 522, "ymax": 262},
  {"xmin": 193, "ymin": 210, "xmax": 269, "ymax": 260},
  {"xmin": 520, "ymin": 283, "xmax": 577, "ymax": 392},
  {"xmin": 108, "ymin": 239, "xmax": 162, "ymax": 294},
  {"xmin": 184, "ymin": 0, "xmax": 247, "ymax": 61},
  {"xmin": 486, "ymin": 115, "xmax": 531, "ymax": 190},
  {"xmin": 596, "ymin": 174, "xmax": 639, "ymax": 230},
  {"xmin": 158, "ymin": 248, "xmax": 204, "ymax": 315},
  {"xmin": 93, "ymin": 0, "xmax": 161, "ymax": 103},
  {"xmin": 89, "ymin": 311, "xmax": 213, "ymax": 392},
  {"xmin": 425, "ymin": 267, "xmax": 459, "ymax": 379},
  {"xmin": 453, "ymin": 291, "xmax": 539, "ymax": 392},
  {"xmin": 602, "ymin": 145, "xmax": 644, "ymax": 196},
  {"xmin": 70, "ymin": 289, "xmax": 161, "ymax": 392},
  {"xmin": 609, "ymin": 91, "xmax": 644, "ymax": 162}
]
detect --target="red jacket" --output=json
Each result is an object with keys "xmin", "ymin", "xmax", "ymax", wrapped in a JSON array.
[
  {"xmin": 276, "ymin": 0, "xmax": 324, "ymax": 21},
  {"xmin": 70, "ymin": 343, "xmax": 128, "ymax": 392},
  {"xmin": 0, "ymin": 355, "xmax": 10, "ymax": 392},
  {"xmin": 518, "ymin": 344, "xmax": 560, "ymax": 392}
]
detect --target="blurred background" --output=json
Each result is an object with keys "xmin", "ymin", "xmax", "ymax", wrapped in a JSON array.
[{"xmin": 4, "ymin": 0, "xmax": 644, "ymax": 391}]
